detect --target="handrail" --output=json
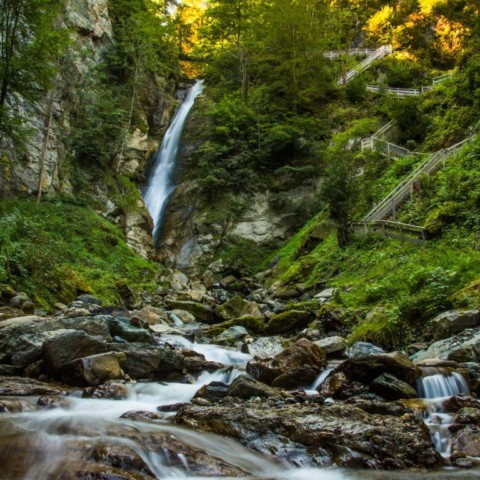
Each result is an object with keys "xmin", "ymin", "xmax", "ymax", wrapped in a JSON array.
[
  {"xmin": 324, "ymin": 48, "xmax": 377, "ymax": 59},
  {"xmin": 366, "ymin": 74, "xmax": 452, "ymax": 97},
  {"xmin": 351, "ymin": 220, "xmax": 427, "ymax": 243},
  {"xmin": 364, "ymin": 135, "xmax": 475, "ymax": 221}
]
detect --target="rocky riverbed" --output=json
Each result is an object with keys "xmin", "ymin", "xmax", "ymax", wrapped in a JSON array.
[{"xmin": 1, "ymin": 273, "xmax": 480, "ymax": 478}]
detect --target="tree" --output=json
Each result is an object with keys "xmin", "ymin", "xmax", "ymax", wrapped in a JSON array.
[{"xmin": 0, "ymin": 0, "xmax": 67, "ymax": 117}]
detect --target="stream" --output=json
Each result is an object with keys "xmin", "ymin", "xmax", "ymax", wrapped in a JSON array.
[{"xmin": 0, "ymin": 339, "xmax": 478, "ymax": 479}]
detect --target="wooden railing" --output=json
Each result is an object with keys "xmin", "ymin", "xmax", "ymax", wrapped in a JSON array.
[
  {"xmin": 351, "ymin": 220, "xmax": 427, "ymax": 244},
  {"xmin": 364, "ymin": 136, "xmax": 474, "ymax": 221},
  {"xmin": 337, "ymin": 45, "xmax": 393, "ymax": 85}
]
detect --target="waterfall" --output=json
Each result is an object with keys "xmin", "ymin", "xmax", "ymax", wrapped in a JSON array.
[
  {"xmin": 417, "ymin": 369, "xmax": 470, "ymax": 457},
  {"xmin": 143, "ymin": 80, "xmax": 204, "ymax": 243}
]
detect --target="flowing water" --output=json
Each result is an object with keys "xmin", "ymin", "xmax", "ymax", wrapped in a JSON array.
[
  {"xmin": 143, "ymin": 80, "xmax": 204, "ymax": 242},
  {"xmin": 417, "ymin": 368, "xmax": 470, "ymax": 456},
  {"xmin": 0, "ymin": 343, "xmax": 477, "ymax": 479}
]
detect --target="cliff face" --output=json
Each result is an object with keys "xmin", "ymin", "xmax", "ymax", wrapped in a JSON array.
[{"xmin": 0, "ymin": 0, "xmax": 176, "ymax": 260}]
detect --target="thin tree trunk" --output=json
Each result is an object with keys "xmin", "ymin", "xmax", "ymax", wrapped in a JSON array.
[{"xmin": 36, "ymin": 79, "xmax": 58, "ymax": 204}]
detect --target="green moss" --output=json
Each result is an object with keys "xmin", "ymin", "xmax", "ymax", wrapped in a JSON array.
[
  {"xmin": 202, "ymin": 316, "xmax": 266, "ymax": 337},
  {"xmin": 265, "ymin": 310, "xmax": 311, "ymax": 334},
  {"xmin": 0, "ymin": 198, "xmax": 161, "ymax": 310}
]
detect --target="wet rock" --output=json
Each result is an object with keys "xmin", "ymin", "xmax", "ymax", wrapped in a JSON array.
[
  {"xmin": 215, "ymin": 297, "xmax": 263, "ymax": 321},
  {"xmin": 226, "ymin": 375, "xmax": 282, "ymax": 400},
  {"xmin": 337, "ymin": 351, "xmax": 415, "ymax": 385},
  {"xmin": 175, "ymin": 399, "xmax": 442, "ymax": 469},
  {"xmin": 170, "ymin": 309, "xmax": 195, "ymax": 324},
  {"xmin": 37, "ymin": 396, "xmax": 70, "ymax": 409},
  {"xmin": 369, "ymin": 373, "xmax": 417, "ymax": 400},
  {"xmin": 0, "ymin": 376, "xmax": 73, "ymax": 395},
  {"xmin": 314, "ymin": 336, "xmax": 347, "ymax": 356},
  {"xmin": 350, "ymin": 398, "xmax": 411, "ymax": 417},
  {"xmin": 0, "ymin": 306, "xmax": 25, "ymax": 321},
  {"xmin": 247, "ymin": 338, "xmax": 326, "ymax": 388},
  {"xmin": 202, "ymin": 316, "xmax": 265, "ymax": 337},
  {"xmin": 443, "ymin": 395, "xmax": 480, "ymax": 413},
  {"xmin": 265, "ymin": 310, "xmax": 311, "ymax": 334},
  {"xmin": 428, "ymin": 310, "xmax": 480, "ymax": 340},
  {"xmin": 59, "ymin": 316, "xmax": 112, "ymax": 340},
  {"xmin": 119, "ymin": 410, "xmax": 161, "ymax": 421},
  {"xmin": 246, "ymin": 336, "xmax": 284, "ymax": 359},
  {"xmin": 452, "ymin": 428, "xmax": 480, "ymax": 457},
  {"xmin": 347, "ymin": 342, "xmax": 385, "ymax": 358},
  {"xmin": 165, "ymin": 300, "xmax": 216, "ymax": 324},
  {"xmin": 82, "ymin": 381, "xmax": 129, "ymax": 399},
  {"xmin": 454, "ymin": 407, "xmax": 480, "ymax": 426},
  {"xmin": 60, "ymin": 351, "xmax": 126, "ymax": 386},
  {"xmin": 131, "ymin": 306, "xmax": 169, "ymax": 326},
  {"xmin": 193, "ymin": 381, "xmax": 229, "ymax": 403},
  {"xmin": 75, "ymin": 294, "xmax": 103, "ymax": 307},
  {"xmin": 42, "ymin": 330, "xmax": 109, "ymax": 377},
  {"xmin": 213, "ymin": 326, "xmax": 248, "ymax": 345},
  {"xmin": 319, "ymin": 372, "xmax": 349, "ymax": 397}
]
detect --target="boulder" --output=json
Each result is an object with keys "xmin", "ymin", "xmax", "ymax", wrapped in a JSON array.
[
  {"xmin": 369, "ymin": 373, "xmax": 417, "ymax": 400},
  {"xmin": 42, "ymin": 330, "xmax": 109, "ymax": 377},
  {"xmin": 165, "ymin": 300, "xmax": 216, "ymax": 324},
  {"xmin": 246, "ymin": 336, "xmax": 284, "ymax": 359},
  {"xmin": 337, "ymin": 352, "xmax": 415, "ymax": 385},
  {"xmin": 60, "ymin": 351, "xmax": 126, "ymax": 386},
  {"xmin": 59, "ymin": 315, "xmax": 112, "ymax": 340},
  {"xmin": 452, "ymin": 429, "xmax": 480, "ymax": 458},
  {"xmin": 442, "ymin": 395, "xmax": 480, "ymax": 413},
  {"xmin": 265, "ymin": 310, "xmax": 311, "ymax": 334},
  {"xmin": 226, "ymin": 375, "xmax": 282, "ymax": 400},
  {"xmin": 175, "ymin": 399, "xmax": 442, "ymax": 469},
  {"xmin": 0, "ymin": 306, "xmax": 25, "ymax": 321},
  {"xmin": 214, "ymin": 326, "xmax": 248, "ymax": 345},
  {"xmin": 170, "ymin": 271, "xmax": 189, "ymax": 292},
  {"xmin": 170, "ymin": 309, "xmax": 195, "ymax": 324},
  {"xmin": 215, "ymin": 297, "xmax": 263, "ymax": 321},
  {"xmin": 413, "ymin": 328, "xmax": 480, "ymax": 364},
  {"xmin": 107, "ymin": 317, "xmax": 153, "ymax": 343},
  {"xmin": 314, "ymin": 336, "xmax": 347, "ymax": 356},
  {"xmin": 74, "ymin": 294, "xmax": 103, "ymax": 306},
  {"xmin": 0, "ymin": 376, "xmax": 74, "ymax": 396},
  {"xmin": 193, "ymin": 381, "xmax": 229, "ymax": 404},
  {"xmin": 428, "ymin": 310, "xmax": 480, "ymax": 340},
  {"xmin": 347, "ymin": 342, "xmax": 385, "ymax": 358},
  {"xmin": 247, "ymin": 338, "xmax": 327, "ymax": 388},
  {"xmin": 131, "ymin": 306, "xmax": 169, "ymax": 326},
  {"xmin": 314, "ymin": 288, "xmax": 336, "ymax": 300}
]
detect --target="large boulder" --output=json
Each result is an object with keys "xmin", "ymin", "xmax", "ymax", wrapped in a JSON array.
[
  {"xmin": 314, "ymin": 336, "xmax": 347, "ymax": 356},
  {"xmin": 347, "ymin": 342, "xmax": 385, "ymax": 358},
  {"xmin": 106, "ymin": 317, "xmax": 153, "ymax": 343},
  {"xmin": 226, "ymin": 375, "xmax": 282, "ymax": 400},
  {"xmin": 246, "ymin": 336, "xmax": 284, "ymax": 359},
  {"xmin": 215, "ymin": 297, "xmax": 263, "ymax": 321},
  {"xmin": 246, "ymin": 338, "xmax": 327, "ymax": 388},
  {"xmin": 175, "ymin": 399, "xmax": 442, "ymax": 469},
  {"xmin": 42, "ymin": 330, "xmax": 109, "ymax": 377},
  {"xmin": 428, "ymin": 310, "xmax": 480, "ymax": 340},
  {"xmin": 265, "ymin": 310, "xmax": 311, "ymax": 334}
]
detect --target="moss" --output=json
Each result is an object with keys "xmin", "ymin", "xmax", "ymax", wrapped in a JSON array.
[
  {"xmin": 165, "ymin": 299, "xmax": 216, "ymax": 323},
  {"xmin": 265, "ymin": 310, "xmax": 311, "ymax": 334},
  {"xmin": 202, "ymin": 316, "xmax": 266, "ymax": 337},
  {"xmin": 424, "ymin": 202, "xmax": 459, "ymax": 237}
]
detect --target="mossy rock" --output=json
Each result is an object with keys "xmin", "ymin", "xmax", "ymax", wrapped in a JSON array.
[
  {"xmin": 165, "ymin": 299, "xmax": 216, "ymax": 324},
  {"xmin": 265, "ymin": 310, "xmax": 311, "ymax": 334},
  {"xmin": 451, "ymin": 278, "xmax": 480, "ymax": 309},
  {"xmin": 424, "ymin": 202, "xmax": 458, "ymax": 237},
  {"xmin": 202, "ymin": 316, "xmax": 266, "ymax": 337},
  {"xmin": 215, "ymin": 297, "xmax": 262, "ymax": 321}
]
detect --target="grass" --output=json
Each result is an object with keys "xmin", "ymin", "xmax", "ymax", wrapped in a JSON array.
[{"xmin": 0, "ymin": 197, "xmax": 162, "ymax": 310}]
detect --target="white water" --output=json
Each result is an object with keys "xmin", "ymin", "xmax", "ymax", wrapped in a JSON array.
[
  {"xmin": 417, "ymin": 370, "xmax": 470, "ymax": 457},
  {"xmin": 143, "ymin": 80, "xmax": 204, "ymax": 241}
]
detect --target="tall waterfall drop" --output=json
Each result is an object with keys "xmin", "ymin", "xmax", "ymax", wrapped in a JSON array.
[{"xmin": 144, "ymin": 80, "xmax": 204, "ymax": 243}]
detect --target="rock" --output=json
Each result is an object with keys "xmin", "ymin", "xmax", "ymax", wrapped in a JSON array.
[
  {"xmin": 413, "ymin": 328, "xmax": 480, "ymax": 363},
  {"xmin": 246, "ymin": 338, "xmax": 327, "ymax": 388},
  {"xmin": 9, "ymin": 293, "xmax": 30, "ymax": 309},
  {"xmin": 107, "ymin": 317, "xmax": 153, "ymax": 343},
  {"xmin": 120, "ymin": 410, "xmax": 161, "ymax": 421},
  {"xmin": 452, "ymin": 429, "xmax": 480, "ymax": 457},
  {"xmin": 265, "ymin": 310, "xmax": 311, "ymax": 334},
  {"xmin": 175, "ymin": 399, "xmax": 442, "ymax": 469},
  {"xmin": 193, "ymin": 381, "xmax": 229, "ymax": 404},
  {"xmin": 170, "ymin": 271, "xmax": 189, "ymax": 291},
  {"xmin": 131, "ymin": 306, "xmax": 169, "ymax": 326},
  {"xmin": 314, "ymin": 288, "xmax": 336, "ymax": 300},
  {"xmin": 337, "ymin": 352, "xmax": 415, "ymax": 385},
  {"xmin": 347, "ymin": 342, "xmax": 385, "ymax": 358},
  {"xmin": 215, "ymin": 297, "xmax": 263, "ymax": 321},
  {"xmin": 0, "ymin": 306, "xmax": 25, "ymax": 321},
  {"xmin": 0, "ymin": 376, "xmax": 73, "ymax": 396},
  {"xmin": 42, "ymin": 330, "xmax": 109, "ymax": 377},
  {"xmin": 169, "ymin": 313, "xmax": 185, "ymax": 327},
  {"xmin": 60, "ymin": 351, "xmax": 126, "ymax": 386},
  {"xmin": 428, "ymin": 310, "xmax": 480, "ymax": 340},
  {"xmin": 201, "ymin": 317, "xmax": 265, "ymax": 338},
  {"xmin": 454, "ymin": 407, "xmax": 480, "ymax": 426},
  {"xmin": 83, "ymin": 381, "xmax": 129, "ymax": 399},
  {"xmin": 314, "ymin": 336, "xmax": 347, "ymax": 356},
  {"xmin": 246, "ymin": 336, "xmax": 284, "ymax": 359},
  {"xmin": 60, "ymin": 315, "xmax": 112, "ymax": 340},
  {"xmin": 219, "ymin": 275, "xmax": 238, "ymax": 288},
  {"xmin": 37, "ymin": 396, "xmax": 70, "ymax": 409},
  {"xmin": 319, "ymin": 372, "xmax": 350, "ymax": 397},
  {"xmin": 20, "ymin": 301, "xmax": 35, "ymax": 314},
  {"xmin": 369, "ymin": 373, "xmax": 417, "ymax": 400},
  {"xmin": 214, "ymin": 326, "xmax": 248, "ymax": 344},
  {"xmin": 165, "ymin": 300, "xmax": 216, "ymax": 324},
  {"xmin": 442, "ymin": 395, "xmax": 480, "ymax": 413},
  {"xmin": 226, "ymin": 375, "xmax": 281, "ymax": 400},
  {"xmin": 75, "ymin": 294, "xmax": 103, "ymax": 306},
  {"xmin": 170, "ymin": 309, "xmax": 195, "ymax": 324}
]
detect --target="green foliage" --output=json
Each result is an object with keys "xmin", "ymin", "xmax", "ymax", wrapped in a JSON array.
[{"xmin": 0, "ymin": 198, "xmax": 160, "ymax": 309}]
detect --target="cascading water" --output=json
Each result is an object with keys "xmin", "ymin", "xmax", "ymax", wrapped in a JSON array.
[
  {"xmin": 143, "ymin": 80, "xmax": 204, "ymax": 243},
  {"xmin": 417, "ymin": 368, "xmax": 470, "ymax": 457}
]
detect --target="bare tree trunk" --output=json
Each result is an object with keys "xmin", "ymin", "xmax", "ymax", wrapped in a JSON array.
[{"xmin": 36, "ymin": 79, "xmax": 58, "ymax": 204}]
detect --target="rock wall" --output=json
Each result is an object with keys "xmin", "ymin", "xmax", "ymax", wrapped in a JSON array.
[{"xmin": 0, "ymin": 0, "xmax": 176, "ymax": 260}]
